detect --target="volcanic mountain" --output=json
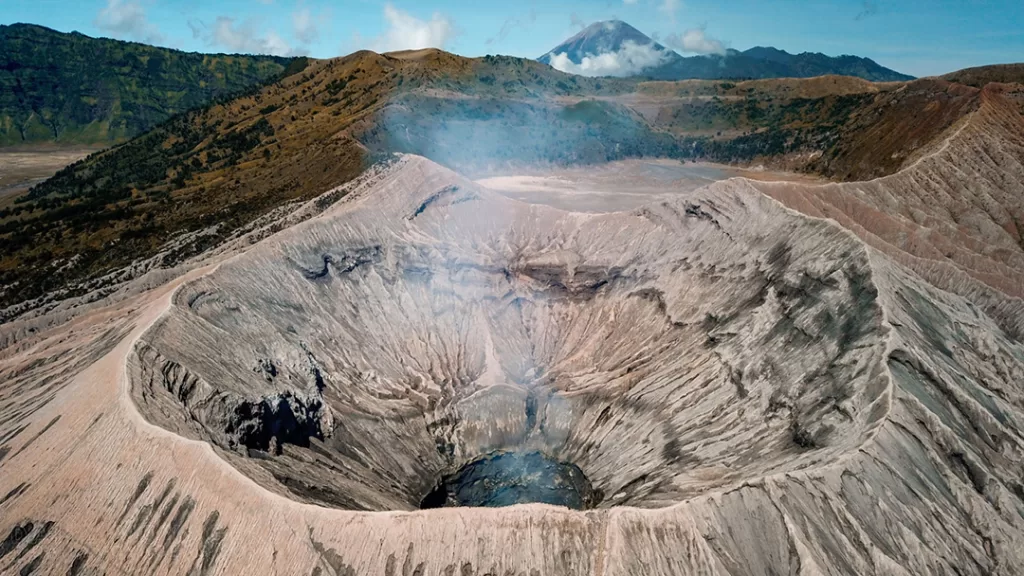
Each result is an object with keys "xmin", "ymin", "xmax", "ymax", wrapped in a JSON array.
[
  {"xmin": 538, "ymin": 20, "xmax": 683, "ymax": 76},
  {"xmin": 0, "ymin": 42, "xmax": 1023, "ymax": 575},
  {"xmin": 539, "ymin": 19, "xmax": 913, "ymax": 81}
]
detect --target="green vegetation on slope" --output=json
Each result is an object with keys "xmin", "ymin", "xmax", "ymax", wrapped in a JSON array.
[
  {"xmin": 0, "ymin": 24, "xmax": 297, "ymax": 146},
  {"xmin": 0, "ymin": 54, "xmax": 374, "ymax": 311}
]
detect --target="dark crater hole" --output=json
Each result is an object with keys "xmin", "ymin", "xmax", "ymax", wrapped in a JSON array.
[{"xmin": 420, "ymin": 451, "xmax": 602, "ymax": 510}]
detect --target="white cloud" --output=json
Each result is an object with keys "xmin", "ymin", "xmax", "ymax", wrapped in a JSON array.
[
  {"xmin": 548, "ymin": 41, "xmax": 671, "ymax": 77},
  {"xmin": 365, "ymin": 3, "xmax": 456, "ymax": 53},
  {"xmin": 190, "ymin": 16, "xmax": 295, "ymax": 56},
  {"xmin": 292, "ymin": 7, "xmax": 318, "ymax": 44},
  {"xmin": 94, "ymin": 0, "xmax": 164, "ymax": 43},
  {"xmin": 263, "ymin": 30, "xmax": 292, "ymax": 56},
  {"xmin": 665, "ymin": 27, "xmax": 727, "ymax": 55},
  {"xmin": 660, "ymin": 0, "xmax": 680, "ymax": 23}
]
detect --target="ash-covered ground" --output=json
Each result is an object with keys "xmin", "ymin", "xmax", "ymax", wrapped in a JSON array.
[{"xmin": 1, "ymin": 86, "xmax": 1023, "ymax": 574}]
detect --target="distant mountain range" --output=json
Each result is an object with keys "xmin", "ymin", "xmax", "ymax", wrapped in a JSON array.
[
  {"xmin": 539, "ymin": 20, "xmax": 914, "ymax": 82},
  {"xmin": 0, "ymin": 24, "xmax": 303, "ymax": 146},
  {"xmin": 0, "ymin": 21, "xmax": 916, "ymax": 148}
]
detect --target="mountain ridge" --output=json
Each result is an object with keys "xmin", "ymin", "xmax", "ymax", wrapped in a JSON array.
[
  {"xmin": 0, "ymin": 23, "xmax": 302, "ymax": 147},
  {"xmin": 539, "ymin": 19, "xmax": 914, "ymax": 82}
]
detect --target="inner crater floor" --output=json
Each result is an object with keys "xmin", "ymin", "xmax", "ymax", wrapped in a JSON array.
[
  {"xmin": 129, "ymin": 156, "xmax": 891, "ymax": 512},
  {"xmin": 420, "ymin": 451, "xmax": 600, "ymax": 510}
]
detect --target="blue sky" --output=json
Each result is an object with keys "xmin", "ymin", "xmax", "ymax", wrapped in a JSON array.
[{"xmin": 1, "ymin": 0, "xmax": 1021, "ymax": 77}]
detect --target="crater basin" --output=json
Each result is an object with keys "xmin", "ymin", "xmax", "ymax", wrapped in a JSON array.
[{"xmin": 128, "ymin": 157, "xmax": 891, "ymax": 512}]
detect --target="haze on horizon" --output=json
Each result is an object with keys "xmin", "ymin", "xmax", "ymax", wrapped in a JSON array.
[{"xmin": 1, "ymin": 0, "xmax": 1022, "ymax": 78}]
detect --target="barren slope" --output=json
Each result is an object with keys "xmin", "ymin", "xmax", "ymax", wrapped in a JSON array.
[
  {"xmin": 0, "ymin": 141, "xmax": 1022, "ymax": 573},
  {"xmin": 129, "ymin": 157, "xmax": 889, "ymax": 513},
  {"xmin": 757, "ymin": 83, "xmax": 1024, "ymax": 337}
]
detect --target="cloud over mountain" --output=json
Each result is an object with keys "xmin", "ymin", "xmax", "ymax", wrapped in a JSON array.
[
  {"xmin": 539, "ymin": 20, "xmax": 679, "ymax": 77},
  {"xmin": 292, "ymin": 7, "xmax": 319, "ymax": 45},
  {"xmin": 188, "ymin": 16, "xmax": 294, "ymax": 56},
  {"xmin": 94, "ymin": 0, "xmax": 164, "ymax": 44},
  {"xmin": 548, "ymin": 41, "xmax": 672, "ymax": 77},
  {"xmin": 664, "ymin": 27, "xmax": 728, "ymax": 56},
  {"xmin": 364, "ymin": 3, "xmax": 456, "ymax": 52},
  {"xmin": 539, "ymin": 19, "xmax": 912, "ymax": 81}
]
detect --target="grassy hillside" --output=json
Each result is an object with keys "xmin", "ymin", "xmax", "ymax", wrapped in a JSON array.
[
  {"xmin": 0, "ymin": 49, "xmax": 1007, "ymax": 314},
  {"xmin": 0, "ymin": 24, "xmax": 299, "ymax": 146},
  {"xmin": 0, "ymin": 53, "xmax": 386, "ymax": 310}
]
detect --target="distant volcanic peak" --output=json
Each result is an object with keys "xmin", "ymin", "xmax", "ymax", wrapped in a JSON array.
[
  {"xmin": 540, "ymin": 19, "xmax": 675, "ymax": 63},
  {"xmin": 539, "ymin": 19, "xmax": 678, "ymax": 77},
  {"xmin": 571, "ymin": 20, "xmax": 662, "ymax": 50}
]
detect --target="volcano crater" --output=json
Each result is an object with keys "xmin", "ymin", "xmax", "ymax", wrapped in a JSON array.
[{"xmin": 129, "ymin": 157, "xmax": 891, "ymax": 512}]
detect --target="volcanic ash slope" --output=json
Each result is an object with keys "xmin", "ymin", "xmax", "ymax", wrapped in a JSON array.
[
  {"xmin": 0, "ymin": 152, "xmax": 1023, "ymax": 575},
  {"xmin": 122, "ymin": 154, "xmax": 1024, "ymax": 573}
]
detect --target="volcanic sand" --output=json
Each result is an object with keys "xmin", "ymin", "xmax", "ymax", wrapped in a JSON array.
[{"xmin": 1, "ymin": 87, "xmax": 1024, "ymax": 576}]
